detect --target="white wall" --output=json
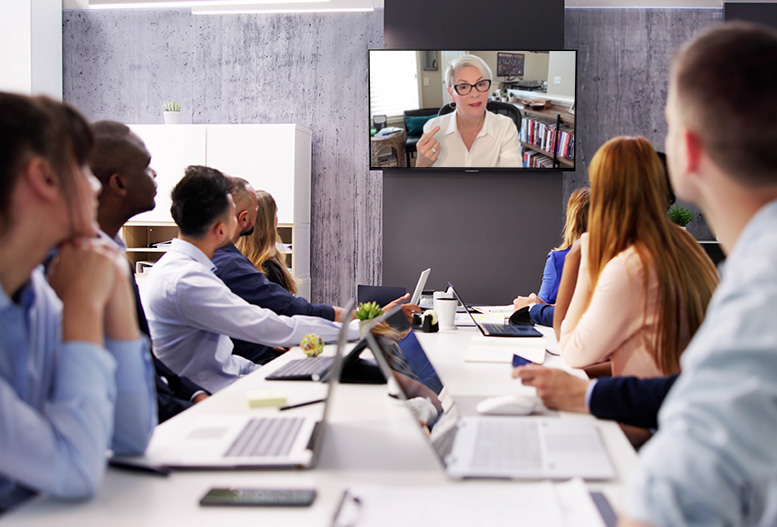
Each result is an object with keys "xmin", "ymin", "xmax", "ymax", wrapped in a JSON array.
[{"xmin": 0, "ymin": 0, "xmax": 62, "ymax": 98}]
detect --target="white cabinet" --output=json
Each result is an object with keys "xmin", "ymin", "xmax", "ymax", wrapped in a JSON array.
[{"xmin": 124, "ymin": 124, "xmax": 312, "ymax": 299}]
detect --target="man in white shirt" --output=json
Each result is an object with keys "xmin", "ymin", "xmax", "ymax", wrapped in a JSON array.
[{"xmin": 142, "ymin": 165, "xmax": 355, "ymax": 393}]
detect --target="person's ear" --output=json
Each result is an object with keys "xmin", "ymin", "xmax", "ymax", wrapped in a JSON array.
[
  {"xmin": 23, "ymin": 157, "xmax": 60, "ymax": 203},
  {"xmin": 108, "ymin": 172, "xmax": 127, "ymax": 196},
  {"xmin": 684, "ymin": 129, "xmax": 703, "ymax": 173},
  {"xmin": 237, "ymin": 209, "xmax": 249, "ymax": 229}
]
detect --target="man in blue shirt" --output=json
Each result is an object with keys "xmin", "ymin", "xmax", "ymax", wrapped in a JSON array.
[
  {"xmin": 212, "ymin": 177, "xmax": 347, "ymax": 363},
  {"xmin": 141, "ymin": 166, "xmax": 356, "ymax": 392},
  {"xmin": 620, "ymin": 23, "xmax": 777, "ymax": 526}
]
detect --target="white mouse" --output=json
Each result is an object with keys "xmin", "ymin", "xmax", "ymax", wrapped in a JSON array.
[{"xmin": 476, "ymin": 394, "xmax": 538, "ymax": 416}]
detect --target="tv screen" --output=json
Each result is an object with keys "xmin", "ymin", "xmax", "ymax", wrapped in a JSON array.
[{"xmin": 368, "ymin": 49, "xmax": 577, "ymax": 172}]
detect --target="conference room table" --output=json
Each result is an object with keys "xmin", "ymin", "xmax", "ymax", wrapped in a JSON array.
[{"xmin": 1, "ymin": 324, "xmax": 638, "ymax": 526}]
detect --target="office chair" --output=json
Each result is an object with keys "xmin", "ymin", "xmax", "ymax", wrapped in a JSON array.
[
  {"xmin": 438, "ymin": 101, "xmax": 522, "ymax": 132},
  {"xmin": 403, "ymin": 107, "xmax": 439, "ymax": 166}
]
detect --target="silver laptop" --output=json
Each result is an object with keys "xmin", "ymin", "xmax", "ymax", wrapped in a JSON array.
[
  {"xmin": 410, "ymin": 268, "xmax": 431, "ymax": 305},
  {"xmin": 364, "ymin": 330, "xmax": 615, "ymax": 480},
  {"xmin": 136, "ymin": 301, "xmax": 357, "ymax": 470}
]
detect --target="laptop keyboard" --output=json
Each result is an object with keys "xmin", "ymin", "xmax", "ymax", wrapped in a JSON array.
[
  {"xmin": 471, "ymin": 420, "xmax": 542, "ymax": 471},
  {"xmin": 224, "ymin": 417, "xmax": 304, "ymax": 458},
  {"xmin": 266, "ymin": 356, "xmax": 333, "ymax": 380},
  {"xmin": 482, "ymin": 323, "xmax": 521, "ymax": 335}
]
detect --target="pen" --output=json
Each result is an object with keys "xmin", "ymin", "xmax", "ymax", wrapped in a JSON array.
[
  {"xmin": 109, "ymin": 458, "xmax": 171, "ymax": 477},
  {"xmin": 279, "ymin": 398, "xmax": 326, "ymax": 411}
]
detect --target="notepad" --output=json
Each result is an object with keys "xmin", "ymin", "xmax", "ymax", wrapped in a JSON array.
[
  {"xmin": 464, "ymin": 335, "xmax": 546, "ymax": 364},
  {"xmin": 332, "ymin": 479, "xmax": 607, "ymax": 527}
]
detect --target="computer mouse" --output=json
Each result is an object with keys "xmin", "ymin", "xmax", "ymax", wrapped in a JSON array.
[{"xmin": 475, "ymin": 394, "xmax": 538, "ymax": 416}]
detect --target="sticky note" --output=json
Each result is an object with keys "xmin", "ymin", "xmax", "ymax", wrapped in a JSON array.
[{"xmin": 246, "ymin": 390, "xmax": 287, "ymax": 408}]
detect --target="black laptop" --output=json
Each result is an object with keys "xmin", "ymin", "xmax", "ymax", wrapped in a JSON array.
[{"xmin": 448, "ymin": 282, "xmax": 542, "ymax": 338}]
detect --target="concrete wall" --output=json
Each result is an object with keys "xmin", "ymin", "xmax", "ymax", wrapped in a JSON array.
[
  {"xmin": 63, "ymin": 8, "xmax": 383, "ymax": 306},
  {"xmin": 564, "ymin": 8, "xmax": 722, "ymax": 239}
]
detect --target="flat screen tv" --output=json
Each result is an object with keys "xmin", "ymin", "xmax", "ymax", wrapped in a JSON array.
[{"xmin": 368, "ymin": 49, "xmax": 577, "ymax": 172}]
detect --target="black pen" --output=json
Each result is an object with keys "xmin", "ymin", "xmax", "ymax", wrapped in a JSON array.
[
  {"xmin": 109, "ymin": 458, "xmax": 171, "ymax": 477},
  {"xmin": 279, "ymin": 398, "xmax": 326, "ymax": 411}
]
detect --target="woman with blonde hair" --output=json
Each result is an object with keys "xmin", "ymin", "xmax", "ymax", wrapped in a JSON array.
[
  {"xmin": 559, "ymin": 136, "xmax": 718, "ymax": 377},
  {"xmin": 513, "ymin": 187, "xmax": 590, "ymax": 326},
  {"xmin": 236, "ymin": 189, "xmax": 297, "ymax": 295}
]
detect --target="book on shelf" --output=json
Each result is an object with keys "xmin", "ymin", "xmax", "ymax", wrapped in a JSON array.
[{"xmin": 520, "ymin": 116, "xmax": 575, "ymax": 161}]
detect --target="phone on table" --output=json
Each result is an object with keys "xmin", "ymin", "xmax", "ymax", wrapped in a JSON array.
[
  {"xmin": 512, "ymin": 354, "xmax": 531, "ymax": 368},
  {"xmin": 199, "ymin": 487, "xmax": 317, "ymax": 507}
]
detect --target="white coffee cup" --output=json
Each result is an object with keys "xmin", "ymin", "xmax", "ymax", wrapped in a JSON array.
[{"xmin": 433, "ymin": 292, "xmax": 458, "ymax": 330}]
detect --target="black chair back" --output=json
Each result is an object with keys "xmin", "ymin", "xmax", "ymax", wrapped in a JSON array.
[{"xmin": 437, "ymin": 100, "xmax": 522, "ymax": 131}]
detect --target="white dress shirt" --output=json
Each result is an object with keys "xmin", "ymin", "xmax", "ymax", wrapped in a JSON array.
[
  {"xmin": 422, "ymin": 110, "xmax": 522, "ymax": 168},
  {"xmin": 141, "ymin": 239, "xmax": 355, "ymax": 393}
]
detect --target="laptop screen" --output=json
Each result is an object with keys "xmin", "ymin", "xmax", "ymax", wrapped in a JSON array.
[{"xmin": 365, "ymin": 329, "xmax": 461, "ymax": 463}]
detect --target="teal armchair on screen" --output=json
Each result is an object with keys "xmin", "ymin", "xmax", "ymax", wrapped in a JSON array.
[{"xmin": 403, "ymin": 108, "xmax": 439, "ymax": 166}]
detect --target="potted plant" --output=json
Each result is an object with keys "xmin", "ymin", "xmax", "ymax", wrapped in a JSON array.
[
  {"xmin": 355, "ymin": 301, "xmax": 383, "ymax": 335},
  {"xmin": 668, "ymin": 204, "xmax": 695, "ymax": 228},
  {"xmin": 163, "ymin": 100, "xmax": 182, "ymax": 124}
]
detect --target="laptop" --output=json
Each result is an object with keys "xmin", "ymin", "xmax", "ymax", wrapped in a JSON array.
[
  {"xmin": 266, "ymin": 304, "xmax": 401, "ymax": 382},
  {"xmin": 448, "ymin": 282, "xmax": 543, "ymax": 338},
  {"xmin": 410, "ymin": 268, "xmax": 431, "ymax": 305},
  {"xmin": 364, "ymin": 330, "xmax": 615, "ymax": 480},
  {"xmin": 134, "ymin": 302, "xmax": 357, "ymax": 470}
]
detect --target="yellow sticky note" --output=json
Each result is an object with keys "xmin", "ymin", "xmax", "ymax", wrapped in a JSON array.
[{"xmin": 246, "ymin": 390, "xmax": 287, "ymax": 408}]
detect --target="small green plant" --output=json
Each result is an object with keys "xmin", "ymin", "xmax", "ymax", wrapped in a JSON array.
[
  {"xmin": 668, "ymin": 204, "xmax": 695, "ymax": 227},
  {"xmin": 163, "ymin": 100, "xmax": 181, "ymax": 112},
  {"xmin": 356, "ymin": 301, "xmax": 383, "ymax": 321}
]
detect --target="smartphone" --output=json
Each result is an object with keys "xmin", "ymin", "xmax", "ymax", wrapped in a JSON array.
[
  {"xmin": 199, "ymin": 487, "xmax": 317, "ymax": 507},
  {"xmin": 512, "ymin": 354, "xmax": 531, "ymax": 368}
]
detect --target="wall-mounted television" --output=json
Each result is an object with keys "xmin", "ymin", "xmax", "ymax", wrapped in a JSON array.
[{"xmin": 368, "ymin": 49, "xmax": 577, "ymax": 172}]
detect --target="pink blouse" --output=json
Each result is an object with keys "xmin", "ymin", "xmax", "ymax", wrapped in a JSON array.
[{"xmin": 559, "ymin": 238, "xmax": 664, "ymax": 378}]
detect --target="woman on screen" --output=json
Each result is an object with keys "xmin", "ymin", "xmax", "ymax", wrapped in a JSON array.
[
  {"xmin": 558, "ymin": 136, "xmax": 718, "ymax": 378},
  {"xmin": 415, "ymin": 54, "xmax": 522, "ymax": 168}
]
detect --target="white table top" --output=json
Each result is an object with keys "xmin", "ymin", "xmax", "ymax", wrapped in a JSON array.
[{"xmin": 1, "ymin": 325, "xmax": 637, "ymax": 526}]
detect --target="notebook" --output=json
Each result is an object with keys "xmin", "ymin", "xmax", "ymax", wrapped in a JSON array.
[
  {"xmin": 364, "ymin": 330, "xmax": 615, "ymax": 480},
  {"xmin": 448, "ymin": 282, "xmax": 543, "ymax": 338},
  {"xmin": 132, "ymin": 302, "xmax": 356, "ymax": 470}
]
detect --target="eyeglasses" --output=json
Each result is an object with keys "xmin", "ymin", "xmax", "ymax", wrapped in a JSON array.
[{"xmin": 452, "ymin": 79, "xmax": 491, "ymax": 95}]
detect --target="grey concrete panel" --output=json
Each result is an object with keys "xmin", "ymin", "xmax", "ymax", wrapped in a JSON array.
[
  {"xmin": 564, "ymin": 8, "xmax": 722, "ymax": 240},
  {"xmin": 63, "ymin": 9, "xmax": 383, "ymax": 305}
]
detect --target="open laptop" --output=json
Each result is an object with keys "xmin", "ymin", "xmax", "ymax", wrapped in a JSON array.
[
  {"xmin": 448, "ymin": 282, "xmax": 543, "ymax": 338},
  {"xmin": 410, "ymin": 268, "xmax": 431, "ymax": 305},
  {"xmin": 364, "ymin": 330, "xmax": 615, "ymax": 480},
  {"xmin": 134, "ymin": 302, "xmax": 357, "ymax": 470},
  {"xmin": 266, "ymin": 304, "xmax": 401, "ymax": 382}
]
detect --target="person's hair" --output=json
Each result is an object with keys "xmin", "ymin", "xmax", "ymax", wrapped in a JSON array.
[
  {"xmin": 228, "ymin": 176, "xmax": 253, "ymax": 209},
  {"xmin": 445, "ymin": 54, "xmax": 492, "ymax": 88},
  {"xmin": 89, "ymin": 120, "xmax": 143, "ymax": 187},
  {"xmin": 587, "ymin": 136, "xmax": 719, "ymax": 374},
  {"xmin": 170, "ymin": 165, "xmax": 232, "ymax": 238},
  {"xmin": 555, "ymin": 187, "xmax": 590, "ymax": 251},
  {"xmin": 0, "ymin": 92, "xmax": 93, "ymax": 237},
  {"xmin": 235, "ymin": 189, "xmax": 298, "ymax": 295},
  {"xmin": 672, "ymin": 22, "xmax": 777, "ymax": 185}
]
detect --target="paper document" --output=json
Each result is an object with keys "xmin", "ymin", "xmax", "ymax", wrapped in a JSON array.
[
  {"xmin": 472, "ymin": 304, "xmax": 515, "ymax": 313},
  {"xmin": 454, "ymin": 311, "xmax": 507, "ymax": 327},
  {"xmin": 332, "ymin": 478, "xmax": 605, "ymax": 527},
  {"xmin": 464, "ymin": 335, "xmax": 546, "ymax": 364}
]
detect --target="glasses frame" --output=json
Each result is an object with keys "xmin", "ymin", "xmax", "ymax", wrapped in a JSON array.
[{"xmin": 452, "ymin": 79, "xmax": 492, "ymax": 96}]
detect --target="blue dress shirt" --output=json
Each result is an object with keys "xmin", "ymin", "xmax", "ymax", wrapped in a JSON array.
[
  {"xmin": 529, "ymin": 247, "xmax": 570, "ymax": 326},
  {"xmin": 141, "ymin": 239, "xmax": 356, "ymax": 393},
  {"xmin": 626, "ymin": 199, "xmax": 777, "ymax": 525},
  {"xmin": 0, "ymin": 269, "xmax": 156, "ymax": 511}
]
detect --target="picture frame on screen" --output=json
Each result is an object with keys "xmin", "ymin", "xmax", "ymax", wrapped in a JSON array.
[{"xmin": 368, "ymin": 49, "xmax": 577, "ymax": 172}]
